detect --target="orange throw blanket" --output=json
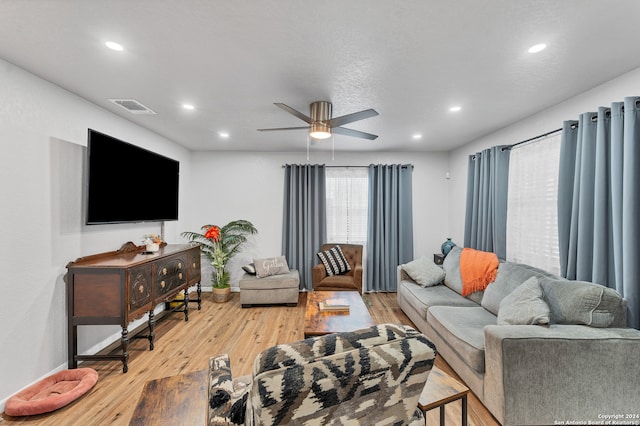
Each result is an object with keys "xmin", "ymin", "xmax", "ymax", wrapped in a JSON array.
[{"xmin": 460, "ymin": 248, "xmax": 499, "ymax": 296}]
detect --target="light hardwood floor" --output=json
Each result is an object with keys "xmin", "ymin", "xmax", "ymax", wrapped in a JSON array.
[{"xmin": 2, "ymin": 292, "xmax": 499, "ymax": 425}]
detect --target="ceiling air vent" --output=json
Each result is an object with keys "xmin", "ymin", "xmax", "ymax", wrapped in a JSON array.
[{"xmin": 108, "ymin": 99, "xmax": 156, "ymax": 115}]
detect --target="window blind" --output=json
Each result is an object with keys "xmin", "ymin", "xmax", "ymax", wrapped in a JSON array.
[
  {"xmin": 325, "ymin": 167, "xmax": 368, "ymax": 244},
  {"xmin": 506, "ymin": 133, "xmax": 561, "ymax": 275}
]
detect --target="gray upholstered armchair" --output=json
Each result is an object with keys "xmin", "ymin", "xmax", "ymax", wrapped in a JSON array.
[
  {"xmin": 312, "ymin": 243, "xmax": 363, "ymax": 294},
  {"xmin": 208, "ymin": 324, "xmax": 436, "ymax": 425}
]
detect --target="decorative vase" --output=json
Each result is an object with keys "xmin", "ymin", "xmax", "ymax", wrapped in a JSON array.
[
  {"xmin": 212, "ymin": 287, "xmax": 231, "ymax": 303},
  {"xmin": 441, "ymin": 238, "xmax": 456, "ymax": 256},
  {"xmin": 146, "ymin": 243, "xmax": 159, "ymax": 252}
]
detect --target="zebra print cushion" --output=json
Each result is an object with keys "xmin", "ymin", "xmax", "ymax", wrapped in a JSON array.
[{"xmin": 317, "ymin": 245, "xmax": 351, "ymax": 276}]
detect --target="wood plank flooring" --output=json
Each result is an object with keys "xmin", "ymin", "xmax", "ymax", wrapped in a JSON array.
[{"xmin": 2, "ymin": 292, "xmax": 499, "ymax": 426}]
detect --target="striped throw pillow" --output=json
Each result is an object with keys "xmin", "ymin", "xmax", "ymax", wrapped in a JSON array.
[{"xmin": 317, "ymin": 245, "xmax": 352, "ymax": 276}]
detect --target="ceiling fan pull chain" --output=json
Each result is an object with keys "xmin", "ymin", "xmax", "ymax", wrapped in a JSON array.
[
  {"xmin": 307, "ymin": 133, "xmax": 310, "ymax": 162},
  {"xmin": 332, "ymin": 134, "xmax": 335, "ymax": 161}
]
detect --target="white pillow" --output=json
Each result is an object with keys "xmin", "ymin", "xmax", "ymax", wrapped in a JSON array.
[
  {"xmin": 497, "ymin": 276, "xmax": 551, "ymax": 325},
  {"xmin": 402, "ymin": 257, "xmax": 445, "ymax": 287}
]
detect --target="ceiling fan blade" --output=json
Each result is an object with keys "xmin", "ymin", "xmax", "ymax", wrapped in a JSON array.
[
  {"xmin": 332, "ymin": 126, "xmax": 378, "ymax": 140},
  {"xmin": 326, "ymin": 108, "xmax": 378, "ymax": 128},
  {"xmin": 274, "ymin": 103, "xmax": 313, "ymax": 124},
  {"xmin": 257, "ymin": 126, "xmax": 311, "ymax": 132}
]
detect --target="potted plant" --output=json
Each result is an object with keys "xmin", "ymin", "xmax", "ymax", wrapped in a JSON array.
[{"xmin": 181, "ymin": 220, "xmax": 257, "ymax": 303}]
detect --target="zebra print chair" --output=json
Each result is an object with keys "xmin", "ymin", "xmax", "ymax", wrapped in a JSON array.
[{"xmin": 208, "ymin": 323, "xmax": 436, "ymax": 425}]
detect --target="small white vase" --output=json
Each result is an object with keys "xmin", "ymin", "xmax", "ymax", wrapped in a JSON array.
[{"xmin": 146, "ymin": 243, "xmax": 159, "ymax": 252}]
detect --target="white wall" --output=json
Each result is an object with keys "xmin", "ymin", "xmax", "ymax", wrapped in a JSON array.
[
  {"xmin": 0, "ymin": 58, "xmax": 192, "ymax": 406},
  {"xmin": 448, "ymin": 66, "xmax": 640, "ymax": 245},
  {"xmin": 0, "ymin": 55, "xmax": 450, "ymax": 407},
  {"xmin": 183, "ymin": 150, "xmax": 451, "ymax": 288}
]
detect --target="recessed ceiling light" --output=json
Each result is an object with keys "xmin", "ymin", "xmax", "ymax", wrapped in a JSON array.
[
  {"xmin": 528, "ymin": 43, "xmax": 547, "ymax": 53},
  {"xmin": 218, "ymin": 131, "xmax": 230, "ymax": 138},
  {"xmin": 449, "ymin": 106, "xmax": 462, "ymax": 112},
  {"xmin": 105, "ymin": 41, "xmax": 124, "ymax": 51},
  {"xmin": 182, "ymin": 104, "xmax": 195, "ymax": 110},
  {"xmin": 412, "ymin": 134, "xmax": 422, "ymax": 140}
]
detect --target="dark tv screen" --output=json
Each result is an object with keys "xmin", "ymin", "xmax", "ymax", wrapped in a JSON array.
[{"xmin": 86, "ymin": 129, "xmax": 179, "ymax": 224}]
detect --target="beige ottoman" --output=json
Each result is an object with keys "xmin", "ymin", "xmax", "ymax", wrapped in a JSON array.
[{"xmin": 239, "ymin": 269, "xmax": 300, "ymax": 308}]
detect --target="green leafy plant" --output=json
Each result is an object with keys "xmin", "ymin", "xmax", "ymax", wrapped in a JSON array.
[{"xmin": 181, "ymin": 220, "xmax": 258, "ymax": 288}]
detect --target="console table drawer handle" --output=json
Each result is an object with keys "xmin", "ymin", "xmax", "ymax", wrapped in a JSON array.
[
  {"xmin": 162, "ymin": 268, "xmax": 167, "ymax": 275},
  {"xmin": 160, "ymin": 281, "xmax": 166, "ymax": 288},
  {"xmin": 139, "ymin": 285, "xmax": 144, "ymax": 293},
  {"xmin": 178, "ymin": 262, "xmax": 182, "ymax": 269},
  {"xmin": 179, "ymin": 273, "xmax": 183, "ymax": 279}
]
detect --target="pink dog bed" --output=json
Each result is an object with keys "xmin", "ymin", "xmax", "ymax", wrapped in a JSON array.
[{"xmin": 5, "ymin": 368, "xmax": 98, "ymax": 416}]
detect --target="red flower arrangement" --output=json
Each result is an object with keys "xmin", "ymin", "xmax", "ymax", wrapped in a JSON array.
[{"xmin": 204, "ymin": 225, "xmax": 221, "ymax": 242}]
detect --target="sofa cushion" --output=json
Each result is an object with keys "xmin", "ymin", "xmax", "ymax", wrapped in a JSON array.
[
  {"xmin": 497, "ymin": 277, "xmax": 551, "ymax": 325},
  {"xmin": 399, "ymin": 281, "xmax": 478, "ymax": 320},
  {"xmin": 442, "ymin": 247, "xmax": 483, "ymax": 304},
  {"xmin": 427, "ymin": 306, "xmax": 496, "ymax": 373},
  {"xmin": 402, "ymin": 256, "xmax": 445, "ymax": 287},
  {"xmin": 481, "ymin": 262, "xmax": 540, "ymax": 315},
  {"xmin": 539, "ymin": 278, "xmax": 626, "ymax": 327}
]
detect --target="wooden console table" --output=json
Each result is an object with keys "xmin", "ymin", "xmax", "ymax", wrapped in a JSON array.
[{"xmin": 66, "ymin": 243, "xmax": 201, "ymax": 373}]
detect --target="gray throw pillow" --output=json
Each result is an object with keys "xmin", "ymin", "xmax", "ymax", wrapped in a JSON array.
[
  {"xmin": 482, "ymin": 262, "xmax": 540, "ymax": 315},
  {"xmin": 254, "ymin": 256, "xmax": 290, "ymax": 278},
  {"xmin": 402, "ymin": 256, "xmax": 445, "ymax": 287},
  {"xmin": 442, "ymin": 246, "xmax": 483, "ymax": 303},
  {"xmin": 497, "ymin": 277, "xmax": 551, "ymax": 325},
  {"xmin": 442, "ymin": 246, "xmax": 463, "ymax": 293},
  {"xmin": 539, "ymin": 278, "xmax": 624, "ymax": 327}
]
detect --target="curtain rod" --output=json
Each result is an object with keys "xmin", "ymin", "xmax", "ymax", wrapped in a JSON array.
[
  {"xmin": 502, "ymin": 127, "xmax": 562, "ymax": 151},
  {"xmin": 281, "ymin": 165, "xmax": 368, "ymax": 168},
  {"xmin": 281, "ymin": 165, "xmax": 412, "ymax": 169}
]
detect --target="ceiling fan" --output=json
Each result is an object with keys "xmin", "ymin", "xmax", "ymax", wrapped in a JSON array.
[{"xmin": 257, "ymin": 101, "xmax": 379, "ymax": 140}]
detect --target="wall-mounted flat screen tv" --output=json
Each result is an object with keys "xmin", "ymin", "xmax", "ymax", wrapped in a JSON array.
[{"xmin": 86, "ymin": 129, "xmax": 179, "ymax": 224}]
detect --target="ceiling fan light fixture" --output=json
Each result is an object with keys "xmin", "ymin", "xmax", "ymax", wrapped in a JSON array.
[
  {"xmin": 309, "ymin": 122, "xmax": 332, "ymax": 139},
  {"xmin": 309, "ymin": 101, "xmax": 333, "ymax": 139}
]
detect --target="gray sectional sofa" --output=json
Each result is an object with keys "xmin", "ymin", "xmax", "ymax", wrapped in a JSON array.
[{"xmin": 397, "ymin": 246, "xmax": 640, "ymax": 426}]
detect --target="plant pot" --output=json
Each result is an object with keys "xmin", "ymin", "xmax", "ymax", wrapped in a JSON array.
[{"xmin": 212, "ymin": 287, "xmax": 231, "ymax": 303}]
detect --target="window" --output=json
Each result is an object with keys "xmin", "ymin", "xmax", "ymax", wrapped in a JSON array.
[
  {"xmin": 325, "ymin": 167, "xmax": 368, "ymax": 244},
  {"xmin": 506, "ymin": 133, "xmax": 561, "ymax": 275}
]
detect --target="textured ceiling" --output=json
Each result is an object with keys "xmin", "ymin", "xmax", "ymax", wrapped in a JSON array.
[{"xmin": 2, "ymin": 1, "xmax": 640, "ymax": 152}]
